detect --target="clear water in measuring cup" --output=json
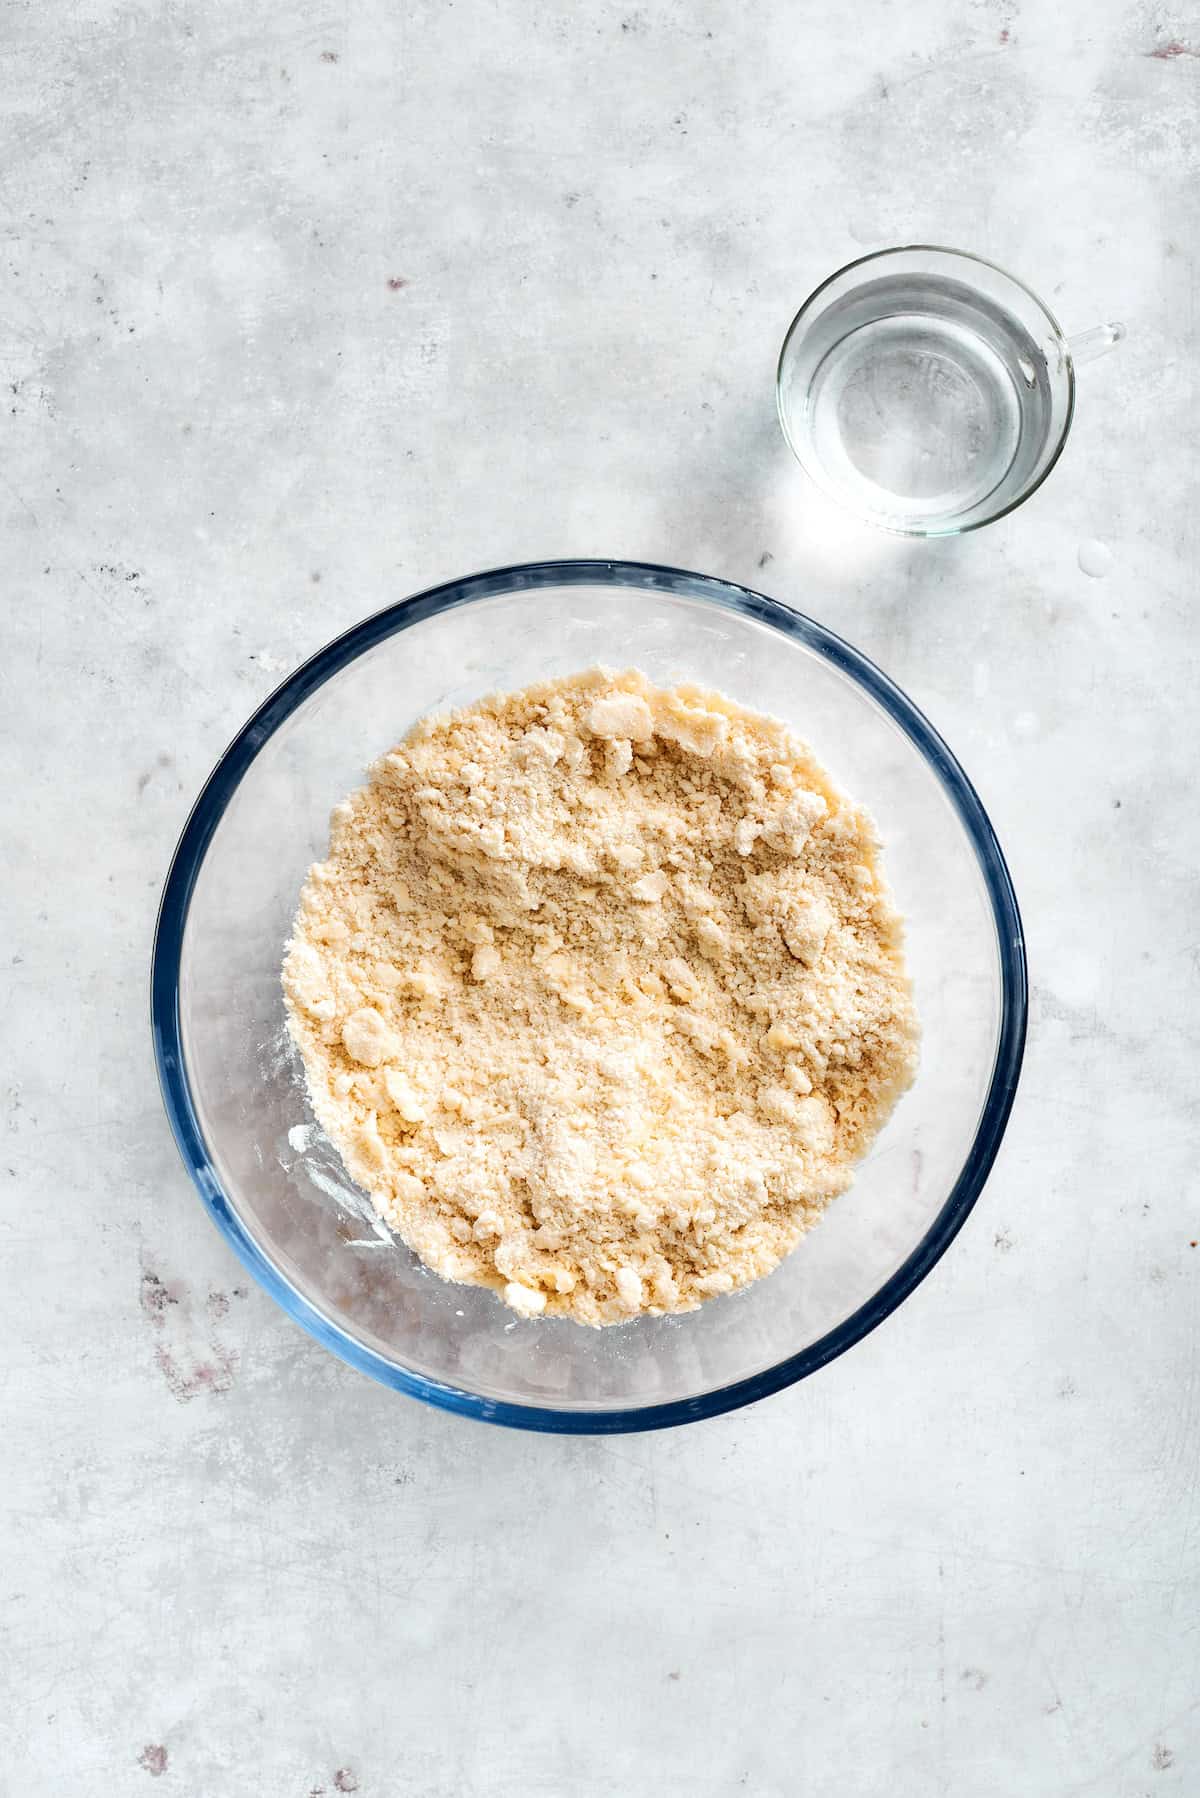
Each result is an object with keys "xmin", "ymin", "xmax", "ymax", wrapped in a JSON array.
[{"xmin": 783, "ymin": 274, "xmax": 1057, "ymax": 533}]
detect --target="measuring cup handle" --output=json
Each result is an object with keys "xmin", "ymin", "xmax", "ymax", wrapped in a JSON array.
[{"xmin": 1067, "ymin": 322, "xmax": 1125, "ymax": 367}]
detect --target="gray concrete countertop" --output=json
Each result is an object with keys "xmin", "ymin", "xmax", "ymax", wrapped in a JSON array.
[{"xmin": 4, "ymin": 1, "xmax": 1198, "ymax": 1792}]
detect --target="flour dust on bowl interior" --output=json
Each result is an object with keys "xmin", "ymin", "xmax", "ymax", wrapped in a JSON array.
[{"xmin": 152, "ymin": 561, "xmax": 1026, "ymax": 1431}]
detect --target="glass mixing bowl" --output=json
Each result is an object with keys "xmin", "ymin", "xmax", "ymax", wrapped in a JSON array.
[{"xmin": 152, "ymin": 561, "xmax": 1025, "ymax": 1433}]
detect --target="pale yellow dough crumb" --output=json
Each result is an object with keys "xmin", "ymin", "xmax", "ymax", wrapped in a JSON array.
[{"xmin": 282, "ymin": 669, "xmax": 918, "ymax": 1327}]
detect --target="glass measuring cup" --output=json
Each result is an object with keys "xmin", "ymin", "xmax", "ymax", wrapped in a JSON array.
[{"xmin": 776, "ymin": 246, "xmax": 1124, "ymax": 537}]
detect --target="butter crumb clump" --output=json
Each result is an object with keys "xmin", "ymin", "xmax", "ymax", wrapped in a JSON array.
[{"xmin": 283, "ymin": 668, "xmax": 918, "ymax": 1327}]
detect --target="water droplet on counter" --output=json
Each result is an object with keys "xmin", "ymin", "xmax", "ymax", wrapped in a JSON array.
[{"xmin": 1078, "ymin": 539, "xmax": 1113, "ymax": 578}]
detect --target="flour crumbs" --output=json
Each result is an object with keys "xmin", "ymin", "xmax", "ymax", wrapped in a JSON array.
[{"xmin": 282, "ymin": 669, "xmax": 919, "ymax": 1326}]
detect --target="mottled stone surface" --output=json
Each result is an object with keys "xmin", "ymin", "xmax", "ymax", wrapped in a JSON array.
[{"xmin": 3, "ymin": 0, "xmax": 1197, "ymax": 1791}]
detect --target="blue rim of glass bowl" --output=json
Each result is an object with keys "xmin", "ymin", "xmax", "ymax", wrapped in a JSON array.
[{"xmin": 152, "ymin": 558, "xmax": 1027, "ymax": 1434}]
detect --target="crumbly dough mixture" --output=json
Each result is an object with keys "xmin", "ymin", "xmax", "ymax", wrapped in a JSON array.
[{"xmin": 283, "ymin": 669, "xmax": 918, "ymax": 1326}]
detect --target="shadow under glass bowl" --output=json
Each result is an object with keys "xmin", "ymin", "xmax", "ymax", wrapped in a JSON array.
[{"xmin": 152, "ymin": 560, "xmax": 1026, "ymax": 1434}]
